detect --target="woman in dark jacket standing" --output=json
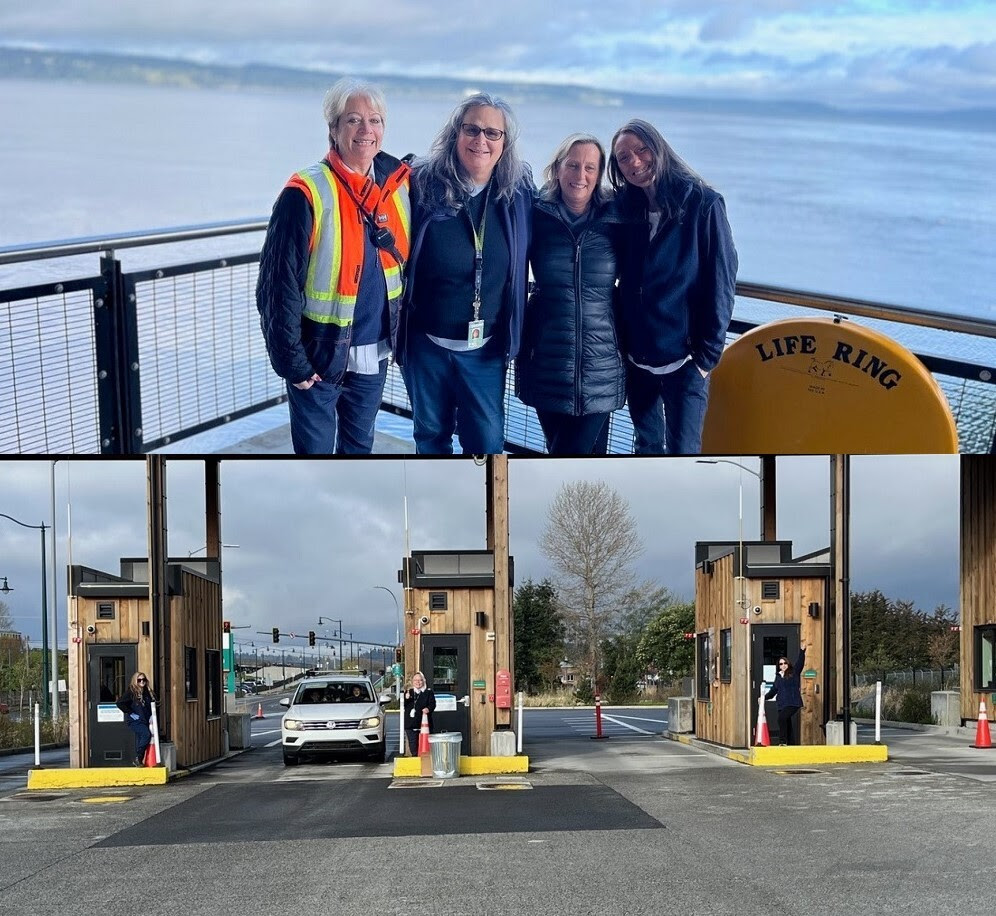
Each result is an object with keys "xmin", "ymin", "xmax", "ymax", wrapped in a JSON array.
[
  {"xmin": 403, "ymin": 671, "xmax": 436, "ymax": 756},
  {"xmin": 608, "ymin": 118, "xmax": 738, "ymax": 455},
  {"xmin": 116, "ymin": 671, "xmax": 155, "ymax": 766},
  {"xmin": 516, "ymin": 134, "xmax": 627, "ymax": 455},
  {"xmin": 765, "ymin": 644, "xmax": 808, "ymax": 745},
  {"xmin": 399, "ymin": 92, "xmax": 533, "ymax": 455}
]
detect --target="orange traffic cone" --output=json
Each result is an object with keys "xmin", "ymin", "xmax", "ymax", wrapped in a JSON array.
[
  {"xmin": 754, "ymin": 695, "xmax": 771, "ymax": 747},
  {"xmin": 255, "ymin": 702, "xmax": 264, "ymax": 719},
  {"xmin": 971, "ymin": 698, "xmax": 993, "ymax": 749},
  {"xmin": 417, "ymin": 708, "xmax": 430, "ymax": 757},
  {"xmin": 143, "ymin": 742, "xmax": 158, "ymax": 767}
]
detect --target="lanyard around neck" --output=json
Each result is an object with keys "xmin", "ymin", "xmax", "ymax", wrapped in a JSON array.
[{"xmin": 466, "ymin": 183, "xmax": 492, "ymax": 314}]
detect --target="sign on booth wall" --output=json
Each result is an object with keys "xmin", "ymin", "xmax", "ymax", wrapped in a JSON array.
[
  {"xmin": 97, "ymin": 703, "xmax": 124, "ymax": 723},
  {"xmin": 435, "ymin": 693, "xmax": 457, "ymax": 712}
]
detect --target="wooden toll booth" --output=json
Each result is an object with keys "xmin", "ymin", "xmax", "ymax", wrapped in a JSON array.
[
  {"xmin": 67, "ymin": 557, "xmax": 225, "ymax": 769},
  {"xmin": 398, "ymin": 456, "xmax": 514, "ymax": 758},
  {"xmin": 694, "ymin": 540, "xmax": 831, "ymax": 748}
]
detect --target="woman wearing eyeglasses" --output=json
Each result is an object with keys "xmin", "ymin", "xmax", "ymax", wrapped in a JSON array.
[
  {"xmin": 398, "ymin": 93, "xmax": 533, "ymax": 454},
  {"xmin": 764, "ymin": 643, "xmax": 809, "ymax": 745},
  {"xmin": 256, "ymin": 77, "xmax": 411, "ymax": 454},
  {"xmin": 116, "ymin": 672, "xmax": 156, "ymax": 766}
]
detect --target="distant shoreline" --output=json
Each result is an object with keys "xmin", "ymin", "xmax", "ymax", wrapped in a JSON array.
[{"xmin": 1, "ymin": 44, "xmax": 993, "ymax": 134}]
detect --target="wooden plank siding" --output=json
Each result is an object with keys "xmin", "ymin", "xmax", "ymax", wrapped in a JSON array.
[
  {"xmin": 961, "ymin": 456, "xmax": 996, "ymax": 721},
  {"xmin": 695, "ymin": 550, "xmax": 828, "ymax": 747}
]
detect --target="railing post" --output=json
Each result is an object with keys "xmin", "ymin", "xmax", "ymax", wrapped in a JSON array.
[{"xmin": 95, "ymin": 253, "xmax": 144, "ymax": 453}]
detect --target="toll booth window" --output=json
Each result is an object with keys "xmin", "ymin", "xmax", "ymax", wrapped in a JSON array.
[
  {"xmin": 431, "ymin": 647, "xmax": 458, "ymax": 692},
  {"xmin": 974, "ymin": 626, "xmax": 996, "ymax": 692},
  {"xmin": 720, "ymin": 629, "xmax": 732, "ymax": 683},
  {"xmin": 205, "ymin": 649, "xmax": 221, "ymax": 718},
  {"xmin": 696, "ymin": 633, "xmax": 710, "ymax": 700},
  {"xmin": 184, "ymin": 646, "xmax": 198, "ymax": 700},
  {"xmin": 99, "ymin": 656, "xmax": 127, "ymax": 702}
]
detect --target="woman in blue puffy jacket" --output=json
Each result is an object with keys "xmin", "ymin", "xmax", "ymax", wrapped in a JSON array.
[{"xmin": 516, "ymin": 134, "xmax": 629, "ymax": 455}]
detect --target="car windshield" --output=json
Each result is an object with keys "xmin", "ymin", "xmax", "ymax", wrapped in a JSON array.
[{"xmin": 295, "ymin": 682, "xmax": 370, "ymax": 704}]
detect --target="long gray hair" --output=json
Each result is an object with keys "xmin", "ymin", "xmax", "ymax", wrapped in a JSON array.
[
  {"xmin": 607, "ymin": 119, "xmax": 705, "ymax": 215},
  {"xmin": 322, "ymin": 77, "xmax": 387, "ymax": 150},
  {"xmin": 539, "ymin": 133, "xmax": 609, "ymax": 209},
  {"xmin": 413, "ymin": 92, "xmax": 530, "ymax": 209}
]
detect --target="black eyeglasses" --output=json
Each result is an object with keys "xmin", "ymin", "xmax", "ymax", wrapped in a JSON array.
[
  {"xmin": 777, "ymin": 662, "xmax": 788, "ymax": 667},
  {"xmin": 137, "ymin": 677, "xmax": 147, "ymax": 682},
  {"xmin": 461, "ymin": 123, "xmax": 505, "ymax": 142}
]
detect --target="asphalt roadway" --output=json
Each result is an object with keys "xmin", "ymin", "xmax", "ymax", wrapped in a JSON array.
[{"xmin": 1, "ymin": 720, "xmax": 994, "ymax": 916}]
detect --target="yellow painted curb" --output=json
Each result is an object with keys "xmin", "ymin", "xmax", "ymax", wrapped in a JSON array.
[
  {"xmin": 392, "ymin": 755, "xmax": 529, "ymax": 778},
  {"xmin": 749, "ymin": 745, "xmax": 888, "ymax": 766},
  {"xmin": 27, "ymin": 767, "xmax": 168, "ymax": 789}
]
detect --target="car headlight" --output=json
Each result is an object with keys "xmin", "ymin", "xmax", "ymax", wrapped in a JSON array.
[
  {"xmin": 283, "ymin": 719, "xmax": 301, "ymax": 731},
  {"xmin": 361, "ymin": 716, "xmax": 381, "ymax": 729}
]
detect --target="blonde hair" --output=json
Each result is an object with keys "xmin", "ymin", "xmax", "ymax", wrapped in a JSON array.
[{"xmin": 540, "ymin": 133, "xmax": 609, "ymax": 208}]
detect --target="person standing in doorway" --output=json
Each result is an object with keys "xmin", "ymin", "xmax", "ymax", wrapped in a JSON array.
[
  {"xmin": 117, "ymin": 671, "xmax": 155, "ymax": 766},
  {"xmin": 765, "ymin": 643, "xmax": 808, "ymax": 745},
  {"xmin": 403, "ymin": 671, "xmax": 436, "ymax": 755}
]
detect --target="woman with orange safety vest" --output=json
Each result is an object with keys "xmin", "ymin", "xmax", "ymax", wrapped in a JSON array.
[{"xmin": 256, "ymin": 77, "xmax": 411, "ymax": 454}]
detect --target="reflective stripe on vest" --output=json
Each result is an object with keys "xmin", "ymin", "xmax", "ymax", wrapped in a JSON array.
[{"xmin": 298, "ymin": 163, "xmax": 409, "ymax": 326}]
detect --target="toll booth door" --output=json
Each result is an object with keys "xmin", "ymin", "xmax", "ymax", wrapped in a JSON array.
[
  {"xmin": 420, "ymin": 635, "xmax": 470, "ymax": 755},
  {"xmin": 88, "ymin": 644, "xmax": 137, "ymax": 767},
  {"xmin": 750, "ymin": 625, "xmax": 799, "ymax": 743}
]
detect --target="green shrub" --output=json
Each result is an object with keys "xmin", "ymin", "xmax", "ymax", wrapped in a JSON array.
[{"xmin": 0, "ymin": 714, "xmax": 70, "ymax": 749}]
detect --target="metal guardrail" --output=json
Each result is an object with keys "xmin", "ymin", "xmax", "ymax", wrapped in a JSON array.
[{"xmin": 1, "ymin": 219, "xmax": 994, "ymax": 454}]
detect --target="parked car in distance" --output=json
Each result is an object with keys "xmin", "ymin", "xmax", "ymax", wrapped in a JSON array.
[
  {"xmin": 280, "ymin": 673, "xmax": 391, "ymax": 766},
  {"xmin": 237, "ymin": 682, "xmax": 257, "ymax": 695}
]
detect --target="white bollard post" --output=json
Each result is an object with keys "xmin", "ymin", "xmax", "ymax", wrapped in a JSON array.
[
  {"xmin": 34, "ymin": 702, "xmax": 41, "ymax": 767},
  {"xmin": 516, "ymin": 692, "xmax": 523, "ymax": 753},
  {"xmin": 874, "ymin": 680, "xmax": 882, "ymax": 744}
]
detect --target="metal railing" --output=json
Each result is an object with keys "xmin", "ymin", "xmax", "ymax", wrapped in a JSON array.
[{"xmin": 2, "ymin": 219, "xmax": 994, "ymax": 455}]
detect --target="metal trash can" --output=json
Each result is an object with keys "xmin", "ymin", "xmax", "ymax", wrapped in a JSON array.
[{"xmin": 428, "ymin": 732, "xmax": 462, "ymax": 778}]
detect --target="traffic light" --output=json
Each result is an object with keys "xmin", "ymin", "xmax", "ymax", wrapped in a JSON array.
[
  {"xmin": 272, "ymin": 627, "xmax": 280, "ymax": 644},
  {"xmin": 223, "ymin": 620, "xmax": 231, "ymax": 634},
  {"xmin": 308, "ymin": 631, "xmax": 316, "ymax": 647},
  {"xmin": 394, "ymin": 647, "xmax": 402, "ymax": 663}
]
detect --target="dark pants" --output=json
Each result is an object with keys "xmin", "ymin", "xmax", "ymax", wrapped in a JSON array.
[
  {"xmin": 285, "ymin": 361, "xmax": 388, "ymax": 455},
  {"xmin": 127, "ymin": 721, "xmax": 152, "ymax": 762},
  {"xmin": 405, "ymin": 729, "xmax": 424, "ymax": 756},
  {"xmin": 777, "ymin": 706, "xmax": 801, "ymax": 745},
  {"xmin": 535, "ymin": 410, "xmax": 610, "ymax": 455},
  {"xmin": 401, "ymin": 332, "xmax": 506, "ymax": 454},
  {"xmin": 625, "ymin": 359, "xmax": 710, "ymax": 455}
]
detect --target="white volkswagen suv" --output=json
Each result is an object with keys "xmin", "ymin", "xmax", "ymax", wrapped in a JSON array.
[{"xmin": 279, "ymin": 673, "xmax": 389, "ymax": 765}]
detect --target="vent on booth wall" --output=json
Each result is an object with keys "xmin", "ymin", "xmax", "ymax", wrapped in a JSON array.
[
  {"xmin": 97, "ymin": 602, "xmax": 115, "ymax": 620},
  {"xmin": 429, "ymin": 592, "xmax": 448, "ymax": 612},
  {"xmin": 761, "ymin": 581, "xmax": 780, "ymax": 600}
]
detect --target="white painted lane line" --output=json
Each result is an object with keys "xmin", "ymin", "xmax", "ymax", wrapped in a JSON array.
[
  {"xmin": 265, "ymin": 739, "xmax": 282, "ymax": 747},
  {"xmin": 599, "ymin": 714, "xmax": 656, "ymax": 735}
]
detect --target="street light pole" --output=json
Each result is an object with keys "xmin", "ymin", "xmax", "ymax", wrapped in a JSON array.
[
  {"xmin": 0, "ymin": 513, "xmax": 50, "ymax": 718},
  {"xmin": 318, "ymin": 616, "xmax": 342, "ymax": 668},
  {"xmin": 373, "ymin": 586, "xmax": 402, "ymax": 648}
]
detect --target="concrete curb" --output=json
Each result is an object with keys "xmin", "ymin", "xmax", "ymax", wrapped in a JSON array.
[
  {"xmin": 667, "ymin": 732, "xmax": 889, "ymax": 766},
  {"xmin": 392, "ymin": 755, "xmax": 529, "ymax": 778}
]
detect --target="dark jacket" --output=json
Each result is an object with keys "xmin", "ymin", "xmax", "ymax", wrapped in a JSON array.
[
  {"xmin": 616, "ymin": 173, "xmax": 738, "ymax": 371},
  {"xmin": 403, "ymin": 687, "xmax": 436, "ymax": 733},
  {"xmin": 255, "ymin": 151, "xmax": 408, "ymax": 385},
  {"xmin": 516, "ymin": 197, "xmax": 627, "ymax": 416},
  {"xmin": 766, "ymin": 648, "xmax": 806, "ymax": 710},
  {"xmin": 116, "ymin": 687, "xmax": 153, "ymax": 726},
  {"xmin": 398, "ymin": 172, "xmax": 532, "ymax": 366}
]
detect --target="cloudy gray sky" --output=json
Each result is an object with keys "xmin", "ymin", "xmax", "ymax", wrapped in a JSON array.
[
  {"xmin": 2, "ymin": 1, "xmax": 994, "ymax": 110},
  {"xmin": 0, "ymin": 456, "xmax": 960, "ymax": 655}
]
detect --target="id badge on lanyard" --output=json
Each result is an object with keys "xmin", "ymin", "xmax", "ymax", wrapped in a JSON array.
[{"xmin": 467, "ymin": 189, "xmax": 489, "ymax": 350}]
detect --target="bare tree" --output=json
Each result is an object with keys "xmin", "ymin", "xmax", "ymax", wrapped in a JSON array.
[
  {"xmin": 540, "ymin": 481, "xmax": 643, "ymax": 690},
  {"xmin": 0, "ymin": 598, "xmax": 13, "ymax": 632}
]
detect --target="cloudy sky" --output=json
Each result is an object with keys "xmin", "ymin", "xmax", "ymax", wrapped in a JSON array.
[
  {"xmin": 0, "ymin": 456, "xmax": 960, "ymax": 656},
  {"xmin": 2, "ymin": 1, "xmax": 995, "ymax": 110}
]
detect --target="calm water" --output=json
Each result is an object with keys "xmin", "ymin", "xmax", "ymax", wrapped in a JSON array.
[{"xmin": 1, "ymin": 78, "xmax": 993, "ymax": 452}]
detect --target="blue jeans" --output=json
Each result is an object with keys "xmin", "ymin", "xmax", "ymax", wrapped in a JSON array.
[
  {"xmin": 401, "ymin": 332, "xmax": 506, "ymax": 454},
  {"xmin": 285, "ymin": 361, "xmax": 388, "ymax": 455},
  {"xmin": 127, "ymin": 721, "xmax": 152, "ymax": 761},
  {"xmin": 625, "ymin": 359, "xmax": 710, "ymax": 455}
]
